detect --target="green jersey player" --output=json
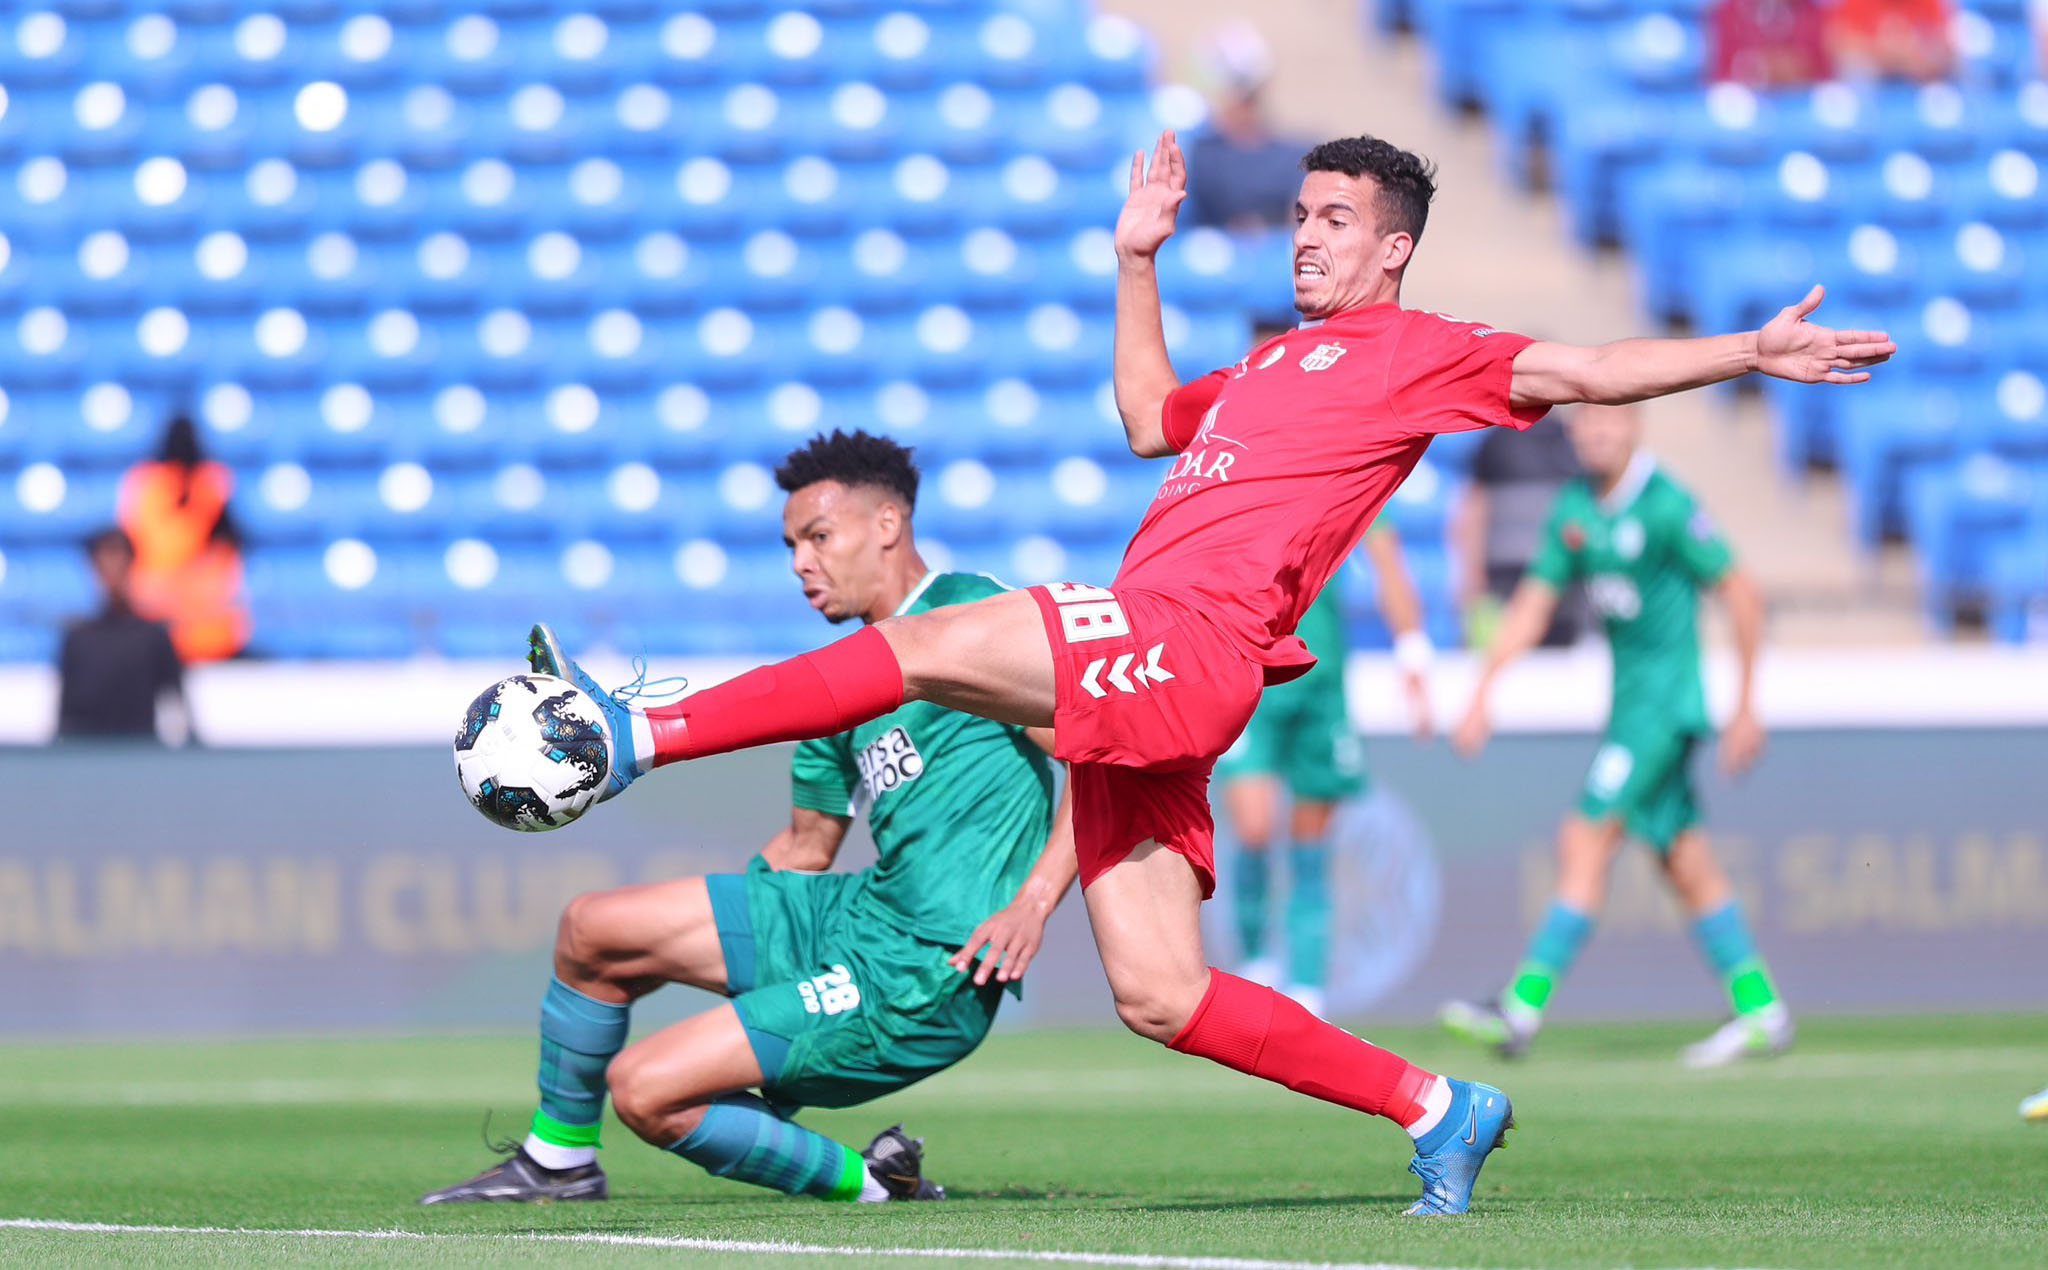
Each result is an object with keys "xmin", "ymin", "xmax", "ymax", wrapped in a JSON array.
[
  {"xmin": 1217, "ymin": 523, "xmax": 1434, "ymax": 1017},
  {"xmin": 1441, "ymin": 404, "xmax": 1792, "ymax": 1067},
  {"xmin": 422, "ymin": 431, "xmax": 1075, "ymax": 1205}
]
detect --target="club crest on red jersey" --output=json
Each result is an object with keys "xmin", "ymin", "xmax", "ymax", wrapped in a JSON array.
[{"xmin": 1299, "ymin": 342, "xmax": 1348, "ymax": 372}]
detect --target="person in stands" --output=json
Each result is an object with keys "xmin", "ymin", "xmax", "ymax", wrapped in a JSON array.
[
  {"xmin": 57, "ymin": 527, "xmax": 188, "ymax": 743},
  {"xmin": 118, "ymin": 413, "xmax": 251, "ymax": 663}
]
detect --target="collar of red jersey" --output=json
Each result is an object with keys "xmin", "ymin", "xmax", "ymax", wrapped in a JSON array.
[{"xmin": 1294, "ymin": 302, "xmax": 1403, "ymax": 332}]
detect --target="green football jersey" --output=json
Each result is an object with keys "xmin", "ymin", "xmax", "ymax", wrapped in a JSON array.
[
  {"xmin": 789, "ymin": 571, "xmax": 1055, "ymax": 947},
  {"xmin": 1527, "ymin": 455, "xmax": 1733, "ymax": 733}
]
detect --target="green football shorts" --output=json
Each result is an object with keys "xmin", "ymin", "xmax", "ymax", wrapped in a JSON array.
[
  {"xmin": 706, "ymin": 864, "xmax": 1004, "ymax": 1110},
  {"xmin": 1574, "ymin": 724, "xmax": 1704, "ymax": 851},
  {"xmin": 1215, "ymin": 666, "xmax": 1367, "ymax": 802}
]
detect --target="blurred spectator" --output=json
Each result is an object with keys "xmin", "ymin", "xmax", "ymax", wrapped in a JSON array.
[
  {"xmin": 1708, "ymin": 0, "xmax": 1834, "ymax": 87},
  {"xmin": 1185, "ymin": 22, "xmax": 1314, "ymax": 234},
  {"xmin": 1826, "ymin": 0, "xmax": 1957, "ymax": 81},
  {"xmin": 118, "ymin": 413, "xmax": 250, "ymax": 663},
  {"xmin": 58, "ymin": 528, "xmax": 188, "ymax": 743},
  {"xmin": 1451, "ymin": 416, "xmax": 1588, "ymax": 649}
]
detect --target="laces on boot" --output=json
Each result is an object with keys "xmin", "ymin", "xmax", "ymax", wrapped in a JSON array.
[{"xmin": 610, "ymin": 656, "xmax": 690, "ymax": 705}]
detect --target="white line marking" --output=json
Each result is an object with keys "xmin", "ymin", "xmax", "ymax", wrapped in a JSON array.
[{"xmin": 0, "ymin": 1219, "xmax": 1443, "ymax": 1269}]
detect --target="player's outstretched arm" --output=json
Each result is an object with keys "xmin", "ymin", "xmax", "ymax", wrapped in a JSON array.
[
  {"xmin": 948, "ymin": 731, "xmax": 1079, "ymax": 985},
  {"xmin": 1452, "ymin": 577, "xmax": 1560, "ymax": 758},
  {"xmin": 1715, "ymin": 568, "xmax": 1768, "ymax": 776},
  {"xmin": 1508, "ymin": 286, "xmax": 1896, "ymax": 409},
  {"xmin": 1364, "ymin": 529, "xmax": 1435, "ymax": 739},
  {"xmin": 758, "ymin": 805, "xmax": 852, "ymax": 873},
  {"xmin": 1113, "ymin": 131, "xmax": 1188, "ymax": 458}
]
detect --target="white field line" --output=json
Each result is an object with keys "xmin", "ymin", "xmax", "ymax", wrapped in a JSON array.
[
  {"xmin": 0, "ymin": 1218, "xmax": 1458, "ymax": 1270},
  {"xmin": 4, "ymin": 1047, "xmax": 2040, "ymax": 1108}
]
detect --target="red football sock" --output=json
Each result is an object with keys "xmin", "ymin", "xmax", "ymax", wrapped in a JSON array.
[
  {"xmin": 1168, "ymin": 969, "xmax": 1437, "ymax": 1126},
  {"xmin": 643, "ymin": 626, "xmax": 904, "ymax": 765}
]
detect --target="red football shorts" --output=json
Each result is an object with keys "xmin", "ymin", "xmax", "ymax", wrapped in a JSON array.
[{"xmin": 1027, "ymin": 583, "xmax": 1266, "ymax": 898}]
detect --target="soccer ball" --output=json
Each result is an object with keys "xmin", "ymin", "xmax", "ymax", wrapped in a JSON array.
[{"xmin": 452, "ymin": 673, "xmax": 613, "ymax": 832}]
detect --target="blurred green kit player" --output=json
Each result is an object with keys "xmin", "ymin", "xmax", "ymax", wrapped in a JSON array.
[
  {"xmin": 422, "ymin": 431, "xmax": 1076, "ymax": 1206},
  {"xmin": 1442, "ymin": 404, "xmax": 1793, "ymax": 1067},
  {"xmin": 1217, "ymin": 523, "xmax": 1434, "ymax": 1017}
]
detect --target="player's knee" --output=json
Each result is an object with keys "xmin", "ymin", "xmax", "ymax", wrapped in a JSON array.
[
  {"xmin": 874, "ymin": 609, "xmax": 947, "ymax": 676},
  {"xmin": 552, "ymin": 891, "xmax": 617, "ymax": 985},
  {"xmin": 604, "ymin": 1050, "xmax": 666, "ymax": 1141},
  {"xmin": 1110, "ymin": 982, "xmax": 1199, "ymax": 1044}
]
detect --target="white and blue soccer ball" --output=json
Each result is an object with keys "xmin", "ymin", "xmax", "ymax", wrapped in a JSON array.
[{"xmin": 453, "ymin": 673, "xmax": 612, "ymax": 832}]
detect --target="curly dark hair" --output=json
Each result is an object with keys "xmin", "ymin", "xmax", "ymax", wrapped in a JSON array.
[
  {"xmin": 1300, "ymin": 136, "xmax": 1438, "ymax": 243},
  {"xmin": 774, "ymin": 429, "xmax": 920, "ymax": 510}
]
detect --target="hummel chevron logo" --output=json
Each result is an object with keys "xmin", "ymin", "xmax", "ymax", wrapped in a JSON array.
[{"xmin": 1080, "ymin": 642, "xmax": 1173, "ymax": 699}]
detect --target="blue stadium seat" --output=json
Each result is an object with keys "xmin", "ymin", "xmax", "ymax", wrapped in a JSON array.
[
  {"xmin": 0, "ymin": 545, "xmax": 96, "ymax": 628},
  {"xmin": 1905, "ymin": 452, "xmax": 2039, "ymax": 629},
  {"xmin": 0, "ymin": 463, "xmax": 121, "ymax": 544},
  {"xmin": 1985, "ymin": 523, "xmax": 2048, "ymax": 642}
]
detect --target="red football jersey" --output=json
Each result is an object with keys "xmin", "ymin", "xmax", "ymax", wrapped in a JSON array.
[{"xmin": 1115, "ymin": 303, "xmax": 1545, "ymax": 681}]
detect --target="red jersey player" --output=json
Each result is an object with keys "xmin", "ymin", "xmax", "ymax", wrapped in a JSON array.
[{"xmin": 523, "ymin": 132, "xmax": 1893, "ymax": 1215}]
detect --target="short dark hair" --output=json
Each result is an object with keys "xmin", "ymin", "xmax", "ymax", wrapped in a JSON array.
[
  {"xmin": 85, "ymin": 526, "xmax": 134, "ymax": 560},
  {"xmin": 1300, "ymin": 136, "xmax": 1438, "ymax": 243},
  {"xmin": 774, "ymin": 429, "xmax": 920, "ymax": 511}
]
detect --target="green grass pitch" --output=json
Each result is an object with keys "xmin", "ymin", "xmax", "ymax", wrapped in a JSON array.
[{"xmin": 2, "ymin": 1015, "xmax": 2044, "ymax": 1268}]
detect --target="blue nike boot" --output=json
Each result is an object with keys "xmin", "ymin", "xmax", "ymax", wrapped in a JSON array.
[
  {"xmin": 527, "ymin": 623, "xmax": 643, "ymax": 802},
  {"xmin": 1404, "ymin": 1079, "xmax": 1514, "ymax": 1215}
]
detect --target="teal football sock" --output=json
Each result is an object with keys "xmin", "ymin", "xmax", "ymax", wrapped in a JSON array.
[
  {"xmin": 530, "ymin": 976, "xmax": 629, "ymax": 1151},
  {"xmin": 1691, "ymin": 901, "xmax": 1782, "ymax": 1016},
  {"xmin": 1284, "ymin": 840, "xmax": 1331, "ymax": 989},
  {"xmin": 1505, "ymin": 902, "xmax": 1595, "ymax": 1020},
  {"xmin": 1234, "ymin": 848, "xmax": 1272, "ymax": 962},
  {"xmin": 668, "ymin": 1094, "xmax": 871, "ymax": 1201}
]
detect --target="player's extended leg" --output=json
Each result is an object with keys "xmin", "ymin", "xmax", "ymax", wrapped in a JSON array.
[
  {"xmin": 1221, "ymin": 775, "xmax": 1281, "ymax": 985},
  {"xmin": 530, "ymin": 590, "xmax": 1057, "ymax": 799},
  {"xmin": 1084, "ymin": 840, "xmax": 1513, "ymax": 1215},
  {"xmin": 605, "ymin": 1007, "xmax": 904, "ymax": 1203},
  {"xmin": 1282, "ymin": 798, "xmax": 1339, "ymax": 1016},
  {"xmin": 1442, "ymin": 814, "xmax": 1623, "ymax": 1056},
  {"xmin": 419, "ymin": 879, "xmax": 729, "ymax": 1203},
  {"xmin": 1663, "ymin": 829, "xmax": 1794, "ymax": 1067}
]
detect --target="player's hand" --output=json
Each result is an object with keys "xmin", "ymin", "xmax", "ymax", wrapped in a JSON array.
[
  {"xmin": 1113, "ymin": 131, "xmax": 1187, "ymax": 262},
  {"xmin": 1720, "ymin": 705, "xmax": 1766, "ymax": 776},
  {"xmin": 948, "ymin": 899, "xmax": 1052, "ymax": 986},
  {"xmin": 1402, "ymin": 669, "xmax": 1435, "ymax": 741},
  {"xmin": 1451, "ymin": 698, "xmax": 1492, "ymax": 758},
  {"xmin": 1755, "ymin": 285, "xmax": 1896, "ymax": 384}
]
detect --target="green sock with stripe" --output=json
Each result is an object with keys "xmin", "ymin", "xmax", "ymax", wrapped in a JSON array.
[
  {"xmin": 1691, "ymin": 900, "xmax": 1781, "ymax": 1016},
  {"xmin": 526, "ymin": 977, "xmax": 628, "ymax": 1169},
  {"xmin": 1504, "ymin": 902, "xmax": 1595, "ymax": 1025},
  {"xmin": 669, "ymin": 1094, "xmax": 883, "ymax": 1202}
]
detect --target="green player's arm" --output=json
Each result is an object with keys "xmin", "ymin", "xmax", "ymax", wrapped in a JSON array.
[
  {"xmin": 758, "ymin": 805, "xmax": 852, "ymax": 873},
  {"xmin": 1362, "ymin": 528, "xmax": 1434, "ymax": 737},
  {"xmin": 1508, "ymin": 286, "xmax": 1896, "ymax": 409},
  {"xmin": 1013, "ymin": 727, "xmax": 1081, "ymax": 917},
  {"xmin": 1713, "ymin": 567, "xmax": 1768, "ymax": 775},
  {"xmin": 948, "ymin": 728, "xmax": 1079, "ymax": 985},
  {"xmin": 1453, "ymin": 577, "xmax": 1559, "ymax": 757}
]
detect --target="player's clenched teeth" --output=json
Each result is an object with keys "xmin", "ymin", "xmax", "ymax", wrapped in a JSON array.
[{"xmin": 1295, "ymin": 260, "xmax": 1326, "ymax": 279}]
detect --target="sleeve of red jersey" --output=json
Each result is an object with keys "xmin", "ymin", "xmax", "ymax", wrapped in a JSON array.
[
  {"xmin": 1388, "ymin": 313, "xmax": 1549, "ymax": 435},
  {"xmin": 1159, "ymin": 368, "xmax": 1231, "ymax": 452}
]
